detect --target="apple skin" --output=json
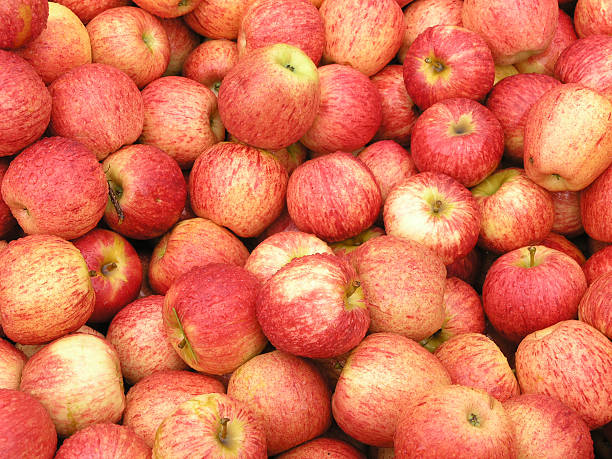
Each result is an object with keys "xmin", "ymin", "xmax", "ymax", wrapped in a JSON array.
[
  {"xmin": 445, "ymin": 248, "xmax": 481, "ymax": 286},
  {"xmin": 329, "ymin": 226, "xmax": 385, "ymax": 262},
  {"xmin": 503, "ymin": 394, "xmax": 594, "ymax": 459},
  {"xmin": 0, "ymin": 0, "xmax": 49, "ymax": 49},
  {"xmin": 461, "ymin": 0, "xmax": 558, "ymax": 65},
  {"xmin": 133, "ymin": 0, "xmax": 202, "ymax": 18},
  {"xmin": 238, "ymin": 0, "xmax": 325, "ymax": 65},
  {"xmin": 540, "ymin": 232, "xmax": 586, "ymax": 266},
  {"xmin": 20, "ymin": 334, "xmax": 125, "ymax": 437},
  {"xmin": 515, "ymin": 320, "xmax": 612, "ymax": 429},
  {"xmin": 397, "ymin": 0, "xmax": 463, "ymax": 63},
  {"xmin": 148, "ymin": 217, "xmax": 249, "ymax": 294},
  {"xmin": 551, "ymin": 190, "xmax": 583, "ymax": 237},
  {"xmin": 554, "ymin": 35, "xmax": 612, "ymax": 93},
  {"xmin": 14, "ymin": 324, "xmax": 103, "ymax": 359},
  {"xmin": 583, "ymin": 245, "xmax": 612, "ymax": 285},
  {"xmin": 278, "ymin": 437, "xmax": 366, "ymax": 459},
  {"xmin": 55, "ymin": 423, "xmax": 151, "ymax": 459},
  {"xmin": 485, "ymin": 73, "xmax": 561, "ymax": 163},
  {"xmin": 0, "ymin": 389, "xmax": 57, "ymax": 459},
  {"xmin": 183, "ymin": 38, "xmax": 239, "ymax": 93},
  {"xmin": 319, "ymin": 0, "xmax": 403, "ymax": 76},
  {"xmin": 256, "ymin": 208, "xmax": 300, "ymax": 242},
  {"xmin": 184, "ymin": 0, "xmax": 252, "ymax": 39},
  {"xmin": 245, "ymin": 231, "xmax": 333, "ymax": 284},
  {"xmin": 578, "ymin": 271, "xmax": 612, "ymax": 339},
  {"xmin": 301, "ymin": 64, "xmax": 382, "ymax": 156},
  {"xmin": 483, "ymin": 245, "xmax": 587, "ymax": 343},
  {"xmin": 0, "ymin": 160, "xmax": 17, "ymax": 239},
  {"xmin": 370, "ymin": 66, "xmax": 419, "ymax": 146},
  {"xmin": 0, "ymin": 51, "xmax": 51, "ymax": 157},
  {"xmin": 256, "ymin": 253, "xmax": 370, "ymax": 359},
  {"xmin": 163, "ymin": 263, "xmax": 267, "ymax": 375},
  {"xmin": 153, "ymin": 393, "xmax": 267, "ymax": 459},
  {"xmin": 471, "ymin": 168, "xmax": 555, "ymax": 254},
  {"xmin": 218, "ymin": 43, "xmax": 320, "ymax": 151},
  {"xmin": 514, "ymin": 9, "xmax": 577, "ymax": 75},
  {"xmin": 394, "ymin": 385, "xmax": 517, "ymax": 459},
  {"xmin": 0, "ymin": 338, "xmax": 26, "ymax": 390},
  {"xmin": 332, "ymin": 332, "xmax": 451, "ymax": 448},
  {"xmin": 581, "ymin": 164, "xmax": 612, "ymax": 242},
  {"xmin": 352, "ymin": 235, "xmax": 446, "ymax": 341},
  {"xmin": 403, "ymin": 26, "xmax": 495, "ymax": 111},
  {"xmin": 87, "ymin": 6, "xmax": 170, "ymax": 89},
  {"xmin": 0, "ymin": 234, "xmax": 95, "ymax": 345},
  {"xmin": 411, "ymin": 98, "xmax": 504, "ymax": 187},
  {"xmin": 384, "ymin": 171, "xmax": 481, "ymax": 265},
  {"xmin": 574, "ymin": 0, "xmax": 612, "ymax": 37},
  {"xmin": 123, "ymin": 370, "xmax": 225, "ymax": 448},
  {"xmin": 53, "ymin": 0, "xmax": 129, "ymax": 24},
  {"xmin": 140, "ymin": 76, "xmax": 225, "ymax": 169},
  {"xmin": 434, "ymin": 333, "xmax": 520, "ymax": 402},
  {"xmin": 103, "ymin": 144, "xmax": 187, "ymax": 240},
  {"xmin": 48, "ymin": 63, "xmax": 144, "ymax": 161},
  {"xmin": 159, "ymin": 17, "xmax": 200, "ymax": 76},
  {"xmin": 287, "ymin": 152, "xmax": 382, "ymax": 243},
  {"xmin": 72, "ymin": 228, "xmax": 142, "ymax": 324}
]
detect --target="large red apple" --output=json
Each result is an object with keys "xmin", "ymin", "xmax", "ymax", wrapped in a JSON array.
[
  {"xmin": 581, "ymin": 164, "xmax": 612, "ymax": 242},
  {"xmin": 583, "ymin": 245, "xmax": 612, "ymax": 285},
  {"xmin": 159, "ymin": 17, "xmax": 200, "ymax": 76},
  {"xmin": 554, "ymin": 35, "xmax": 612, "ymax": 93},
  {"xmin": 182, "ymin": 38, "xmax": 238, "ymax": 93},
  {"xmin": 0, "ymin": 0, "xmax": 48, "ymax": 49},
  {"xmin": 578, "ymin": 271, "xmax": 612, "ymax": 339}
]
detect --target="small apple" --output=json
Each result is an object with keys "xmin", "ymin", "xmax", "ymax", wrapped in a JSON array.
[
  {"xmin": 184, "ymin": 0, "xmax": 253, "ymax": 40},
  {"xmin": 554, "ymin": 35, "xmax": 612, "ymax": 94},
  {"xmin": 159, "ymin": 17, "xmax": 200, "ymax": 76},
  {"xmin": 182, "ymin": 38, "xmax": 238, "ymax": 93}
]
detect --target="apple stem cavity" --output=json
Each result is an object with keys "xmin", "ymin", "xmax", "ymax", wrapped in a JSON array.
[
  {"xmin": 284, "ymin": 63, "xmax": 295, "ymax": 72},
  {"xmin": 424, "ymin": 57, "xmax": 445, "ymax": 73},
  {"xmin": 528, "ymin": 246, "xmax": 536, "ymax": 268},
  {"xmin": 108, "ymin": 181, "xmax": 125, "ymax": 223},
  {"xmin": 101, "ymin": 262, "xmax": 118, "ymax": 276},
  {"xmin": 218, "ymin": 417, "xmax": 230, "ymax": 444}
]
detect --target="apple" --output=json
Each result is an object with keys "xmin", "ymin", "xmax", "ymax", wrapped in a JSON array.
[
  {"xmin": 278, "ymin": 437, "xmax": 366, "ymax": 459},
  {"xmin": 578, "ymin": 271, "xmax": 612, "ymax": 339},
  {"xmin": 462, "ymin": 0, "xmax": 558, "ymax": 65},
  {"xmin": 0, "ymin": 338, "xmax": 26, "ymax": 390},
  {"xmin": 163, "ymin": 263, "xmax": 267, "ymax": 374},
  {"xmin": 184, "ymin": 0, "xmax": 253, "ymax": 39},
  {"xmin": 148, "ymin": 217, "xmax": 249, "ymax": 294},
  {"xmin": 140, "ymin": 76, "xmax": 225, "ymax": 169},
  {"xmin": 287, "ymin": 152, "xmax": 382, "ymax": 242},
  {"xmin": 471, "ymin": 168, "xmax": 555, "ymax": 253},
  {"xmin": 159, "ymin": 17, "xmax": 200, "ymax": 76},
  {"xmin": 103, "ymin": 144, "xmax": 187, "ymax": 240},
  {"xmin": 583, "ymin": 245, "xmax": 612, "ymax": 285},
  {"xmin": 485, "ymin": 73, "xmax": 561, "ymax": 163},
  {"xmin": 540, "ymin": 232, "xmax": 586, "ymax": 266},
  {"xmin": 445, "ymin": 248, "xmax": 481, "ymax": 286},
  {"xmin": 238, "ymin": 0, "xmax": 324, "ymax": 65},
  {"xmin": 300, "ymin": 64, "xmax": 382, "ymax": 156},
  {"xmin": 0, "ymin": 0, "xmax": 48, "ymax": 49},
  {"xmin": 87, "ymin": 6, "xmax": 170, "ymax": 88},
  {"xmin": 0, "ymin": 389, "xmax": 57, "ymax": 459},
  {"xmin": 411, "ymin": 98, "xmax": 503, "ymax": 187},
  {"xmin": 0, "ymin": 160, "xmax": 17, "ymax": 239},
  {"xmin": 554, "ymin": 35, "xmax": 612, "ymax": 93},
  {"xmin": 515, "ymin": 320, "xmax": 612, "ymax": 429},
  {"xmin": 182, "ymin": 38, "xmax": 239, "ymax": 93},
  {"xmin": 503, "ymin": 394, "xmax": 594, "ymax": 459},
  {"xmin": 0, "ymin": 51, "xmax": 51, "ymax": 157},
  {"xmin": 218, "ymin": 43, "xmax": 320, "ymax": 150},
  {"xmin": 14, "ymin": 324, "xmax": 103, "ymax": 359},
  {"xmin": 133, "ymin": 0, "xmax": 202, "ymax": 18},
  {"xmin": 55, "ymin": 423, "xmax": 151, "ymax": 458},
  {"xmin": 403, "ymin": 26, "xmax": 495, "ymax": 110},
  {"xmin": 332, "ymin": 332, "xmax": 451, "ymax": 447},
  {"xmin": 514, "ymin": 9, "xmax": 577, "ymax": 75},
  {"xmin": 123, "ymin": 369, "xmax": 225, "ymax": 448},
  {"xmin": 352, "ymin": 235, "xmax": 446, "ymax": 341},
  {"xmin": 0, "ymin": 234, "xmax": 95, "ymax": 344},
  {"xmin": 245, "ymin": 231, "xmax": 333, "ymax": 284},
  {"xmin": 370, "ymin": 66, "xmax": 419, "ymax": 146},
  {"xmin": 53, "ymin": 0, "xmax": 129, "ymax": 24},
  {"xmin": 394, "ymin": 385, "xmax": 517, "ymax": 458},
  {"xmin": 582, "ymin": 164, "xmax": 612, "ymax": 242},
  {"xmin": 384, "ymin": 171, "xmax": 480, "ymax": 265},
  {"xmin": 483, "ymin": 245, "xmax": 587, "ymax": 342},
  {"xmin": 574, "ymin": 0, "xmax": 612, "ymax": 37},
  {"xmin": 20, "ymin": 334, "xmax": 125, "ymax": 437},
  {"xmin": 48, "ymin": 63, "xmax": 144, "ymax": 161},
  {"xmin": 397, "ymin": 0, "xmax": 463, "ymax": 63},
  {"xmin": 319, "ymin": 0, "xmax": 404, "ymax": 76},
  {"xmin": 551, "ymin": 190, "xmax": 584, "ymax": 237},
  {"xmin": 227, "ymin": 350, "xmax": 332, "ymax": 455}
]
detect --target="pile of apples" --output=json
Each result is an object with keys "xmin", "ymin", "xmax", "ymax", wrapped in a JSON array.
[{"xmin": 1, "ymin": 0, "xmax": 611, "ymax": 457}]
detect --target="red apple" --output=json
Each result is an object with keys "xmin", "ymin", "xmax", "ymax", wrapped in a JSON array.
[
  {"xmin": 483, "ymin": 245, "xmax": 587, "ymax": 342},
  {"xmin": 551, "ymin": 190, "xmax": 584, "ymax": 237},
  {"xmin": 159, "ymin": 17, "xmax": 200, "ymax": 76},
  {"xmin": 133, "ymin": 0, "xmax": 202, "ymax": 18},
  {"xmin": 0, "ymin": 338, "xmax": 26, "ymax": 390},
  {"xmin": 0, "ymin": 51, "xmax": 51, "ymax": 157},
  {"xmin": 0, "ymin": 0, "xmax": 48, "ymax": 49},
  {"xmin": 384, "ymin": 171, "xmax": 480, "ymax": 265},
  {"xmin": 53, "ymin": 0, "xmax": 130, "ymax": 24},
  {"xmin": 140, "ymin": 76, "xmax": 224, "ymax": 169},
  {"xmin": 182, "ymin": 38, "xmax": 239, "ymax": 93},
  {"xmin": 403, "ymin": 26, "xmax": 495, "ymax": 110},
  {"xmin": 0, "ymin": 234, "xmax": 95, "ymax": 344},
  {"xmin": 87, "ymin": 6, "xmax": 170, "ymax": 88},
  {"xmin": 278, "ymin": 437, "xmax": 366, "ymax": 459},
  {"xmin": 123, "ymin": 369, "xmax": 225, "ymax": 448},
  {"xmin": 227, "ymin": 350, "xmax": 332, "ymax": 455},
  {"xmin": 540, "ymin": 231, "xmax": 586, "ymax": 266},
  {"xmin": 411, "ymin": 98, "xmax": 503, "ymax": 187},
  {"xmin": 0, "ymin": 160, "xmax": 18, "ymax": 239},
  {"xmin": 445, "ymin": 248, "xmax": 482, "ymax": 286},
  {"xmin": 554, "ymin": 35, "xmax": 612, "ymax": 93},
  {"xmin": 581, "ymin": 164, "xmax": 612, "ymax": 242},
  {"xmin": 319, "ymin": 0, "xmax": 404, "ymax": 76},
  {"xmin": 14, "ymin": 324, "xmax": 103, "ymax": 359},
  {"xmin": 301, "ymin": 64, "xmax": 382, "ymax": 156},
  {"xmin": 583, "ymin": 245, "xmax": 612, "ymax": 285},
  {"xmin": 515, "ymin": 320, "xmax": 612, "ymax": 429},
  {"xmin": 578, "ymin": 271, "xmax": 612, "ymax": 339},
  {"xmin": 287, "ymin": 152, "xmax": 382, "ymax": 242},
  {"xmin": 0, "ymin": 389, "xmax": 57, "ymax": 459},
  {"xmin": 48, "ymin": 63, "xmax": 144, "ymax": 161},
  {"xmin": 574, "ymin": 0, "xmax": 612, "ymax": 37},
  {"xmin": 184, "ymin": 0, "xmax": 253, "ymax": 40}
]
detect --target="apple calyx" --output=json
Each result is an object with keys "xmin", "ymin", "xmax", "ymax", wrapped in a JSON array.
[
  {"xmin": 468, "ymin": 412, "xmax": 481, "ymax": 427},
  {"xmin": 107, "ymin": 181, "xmax": 125, "ymax": 223},
  {"xmin": 432, "ymin": 200, "xmax": 444, "ymax": 214},
  {"xmin": 218, "ymin": 417, "xmax": 230, "ymax": 444},
  {"xmin": 344, "ymin": 280, "xmax": 365, "ymax": 311},
  {"xmin": 448, "ymin": 114, "xmax": 474, "ymax": 137}
]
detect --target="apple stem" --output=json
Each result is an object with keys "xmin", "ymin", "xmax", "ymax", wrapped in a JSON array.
[
  {"xmin": 218, "ymin": 417, "xmax": 230, "ymax": 443},
  {"xmin": 424, "ymin": 57, "xmax": 444, "ymax": 72},
  {"xmin": 528, "ymin": 246, "xmax": 536, "ymax": 268},
  {"xmin": 432, "ymin": 200, "xmax": 443, "ymax": 213},
  {"xmin": 108, "ymin": 182, "xmax": 124, "ymax": 223},
  {"xmin": 177, "ymin": 338, "xmax": 187, "ymax": 349}
]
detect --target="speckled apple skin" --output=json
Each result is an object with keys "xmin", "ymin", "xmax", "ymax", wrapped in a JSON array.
[
  {"xmin": 49, "ymin": 63, "xmax": 144, "ymax": 161},
  {"xmin": 579, "ymin": 271, "xmax": 612, "ymax": 339},
  {"xmin": 0, "ymin": 160, "xmax": 17, "ymax": 239},
  {"xmin": 583, "ymin": 245, "xmax": 612, "ymax": 285},
  {"xmin": 540, "ymin": 232, "xmax": 586, "ymax": 266},
  {"xmin": 20, "ymin": 334, "xmax": 125, "ymax": 437},
  {"xmin": 55, "ymin": 423, "xmax": 151, "ymax": 459},
  {"xmin": 0, "ymin": 51, "xmax": 51, "ymax": 157},
  {"xmin": 159, "ymin": 18, "xmax": 200, "ymax": 76},
  {"xmin": 446, "ymin": 248, "xmax": 481, "ymax": 285},
  {"xmin": 133, "ymin": 0, "xmax": 202, "ymax": 18},
  {"xmin": 0, "ymin": 338, "xmax": 27, "ymax": 390},
  {"xmin": 183, "ymin": 39, "xmax": 238, "ymax": 89},
  {"xmin": 0, "ymin": 0, "xmax": 48, "ymax": 49},
  {"xmin": 554, "ymin": 35, "xmax": 612, "ymax": 93},
  {"xmin": 278, "ymin": 437, "xmax": 366, "ymax": 459},
  {"xmin": 53, "ymin": 0, "xmax": 130, "ymax": 24},
  {"xmin": 184, "ymin": 0, "xmax": 252, "ymax": 39},
  {"xmin": 550, "ymin": 190, "xmax": 583, "ymax": 237},
  {"xmin": 582, "ymin": 164, "xmax": 612, "ymax": 242},
  {"xmin": 0, "ymin": 234, "xmax": 95, "ymax": 344},
  {"xmin": 574, "ymin": 0, "xmax": 612, "ymax": 38},
  {"xmin": 515, "ymin": 320, "xmax": 612, "ymax": 429}
]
